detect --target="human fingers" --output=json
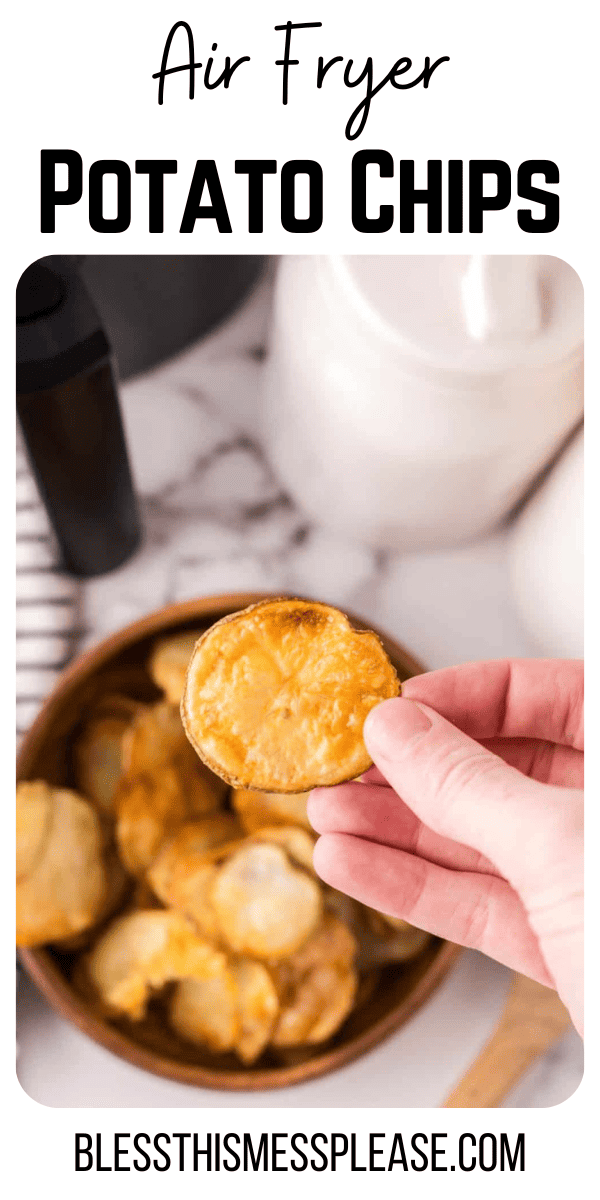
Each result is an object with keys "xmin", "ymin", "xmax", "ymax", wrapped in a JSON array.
[
  {"xmin": 479, "ymin": 737, "xmax": 584, "ymax": 788},
  {"xmin": 308, "ymin": 781, "xmax": 497, "ymax": 875},
  {"xmin": 364, "ymin": 740, "xmax": 583, "ymax": 788},
  {"xmin": 363, "ymin": 697, "xmax": 581, "ymax": 894},
  {"xmin": 402, "ymin": 659, "xmax": 584, "ymax": 750},
  {"xmin": 313, "ymin": 832, "xmax": 554, "ymax": 986}
]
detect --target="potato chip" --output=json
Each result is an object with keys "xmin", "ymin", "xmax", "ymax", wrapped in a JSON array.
[
  {"xmin": 74, "ymin": 715, "xmax": 129, "ymax": 815},
  {"xmin": 149, "ymin": 631, "xmax": 202, "ymax": 706},
  {"xmin": 16, "ymin": 780, "xmax": 52, "ymax": 882},
  {"xmin": 231, "ymin": 959, "xmax": 279, "ymax": 1064},
  {"xmin": 232, "ymin": 787, "xmax": 312, "ymax": 833},
  {"xmin": 147, "ymin": 816, "xmax": 244, "ymax": 938},
  {"xmin": 123, "ymin": 700, "xmax": 226, "ymax": 803},
  {"xmin": 115, "ymin": 767, "xmax": 191, "ymax": 877},
  {"xmin": 305, "ymin": 967, "xmax": 357, "ymax": 1044},
  {"xmin": 250, "ymin": 825, "xmax": 316, "ymax": 874},
  {"xmin": 86, "ymin": 909, "xmax": 225, "ymax": 1020},
  {"xmin": 269, "ymin": 914, "xmax": 358, "ymax": 1047},
  {"xmin": 17, "ymin": 782, "xmax": 110, "ymax": 947},
  {"xmin": 181, "ymin": 599, "xmax": 399, "ymax": 792},
  {"xmin": 210, "ymin": 842, "xmax": 322, "ymax": 959},
  {"xmin": 278, "ymin": 911, "xmax": 357, "ymax": 976},
  {"xmin": 169, "ymin": 968, "xmax": 239, "ymax": 1052},
  {"xmin": 115, "ymin": 701, "xmax": 228, "ymax": 877},
  {"xmin": 153, "ymin": 815, "xmax": 246, "ymax": 876}
]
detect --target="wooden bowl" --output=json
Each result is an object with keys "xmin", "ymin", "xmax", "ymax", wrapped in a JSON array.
[{"xmin": 17, "ymin": 592, "xmax": 461, "ymax": 1092}]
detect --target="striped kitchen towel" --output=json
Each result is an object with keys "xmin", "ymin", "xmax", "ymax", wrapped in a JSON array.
[{"xmin": 16, "ymin": 430, "xmax": 80, "ymax": 748}]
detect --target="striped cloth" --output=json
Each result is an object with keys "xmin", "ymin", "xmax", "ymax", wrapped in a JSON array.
[{"xmin": 16, "ymin": 430, "xmax": 80, "ymax": 748}]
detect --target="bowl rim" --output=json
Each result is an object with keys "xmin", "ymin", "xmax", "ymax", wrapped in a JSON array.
[{"xmin": 17, "ymin": 591, "xmax": 462, "ymax": 1093}]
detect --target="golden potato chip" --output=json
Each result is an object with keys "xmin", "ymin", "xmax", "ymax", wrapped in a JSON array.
[
  {"xmin": 272, "ymin": 964, "xmax": 357, "ymax": 1046},
  {"xmin": 278, "ymin": 911, "xmax": 357, "ymax": 977},
  {"xmin": 17, "ymin": 782, "xmax": 110, "ymax": 947},
  {"xmin": 250, "ymin": 826, "xmax": 316, "ymax": 874},
  {"xmin": 55, "ymin": 847, "xmax": 130, "ymax": 951},
  {"xmin": 74, "ymin": 715, "xmax": 129, "ymax": 815},
  {"xmin": 181, "ymin": 598, "xmax": 400, "ymax": 792},
  {"xmin": 304, "ymin": 967, "xmax": 357, "ymax": 1044},
  {"xmin": 86, "ymin": 909, "xmax": 225, "ymax": 1020},
  {"xmin": 152, "ymin": 815, "xmax": 246, "ymax": 879},
  {"xmin": 149, "ymin": 631, "xmax": 202, "ymax": 706},
  {"xmin": 210, "ymin": 842, "xmax": 322, "ymax": 959},
  {"xmin": 232, "ymin": 788, "xmax": 312, "ymax": 833},
  {"xmin": 231, "ymin": 959, "xmax": 279, "ymax": 1064},
  {"xmin": 147, "ymin": 816, "xmax": 244, "ymax": 939},
  {"xmin": 115, "ymin": 711, "xmax": 228, "ymax": 878},
  {"xmin": 169, "ymin": 967, "xmax": 239, "ymax": 1052},
  {"xmin": 16, "ymin": 780, "xmax": 52, "ymax": 882},
  {"xmin": 269, "ymin": 915, "xmax": 358, "ymax": 1047},
  {"xmin": 123, "ymin": 700, "xmax": 226, "ymax": 798},
  {"xmin": 115, "ymin": 766, "xmax": 191, "ymax": 877}
]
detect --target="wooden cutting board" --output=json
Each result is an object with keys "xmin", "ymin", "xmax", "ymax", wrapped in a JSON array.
[{"xmin": 442, "ymin": 972, "xmax": 572, "ymax": 1108}]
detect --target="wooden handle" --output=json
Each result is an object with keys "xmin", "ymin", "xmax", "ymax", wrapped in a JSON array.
[{"xmin": 442, "ymin": 972, "xmax": 572, "ymax": 1108}]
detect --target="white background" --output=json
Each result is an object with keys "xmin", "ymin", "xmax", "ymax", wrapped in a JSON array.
[{"xmin": 3, "ymin": 1, "xmax": 597, "ymax": 1196}]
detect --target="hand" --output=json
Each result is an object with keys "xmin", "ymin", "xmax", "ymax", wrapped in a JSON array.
[{"xmin": 309, "ymin": 659, "xmax": 583, "ymax": 1035}]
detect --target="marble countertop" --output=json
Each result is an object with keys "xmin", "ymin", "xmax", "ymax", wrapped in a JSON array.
[{"xmin": 16, "ymin": 265, "xmax": 583, "ymax": 1108}]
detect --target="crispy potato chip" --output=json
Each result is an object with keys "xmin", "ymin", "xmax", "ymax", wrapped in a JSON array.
[
  {"xmin": 305, "ymin": 967, "xmax": 357, "ymax": 1043},
  {"xmin": 56, "ymin": 847, "xmax": 130, "ymax": 951},
  {"xmin": 16, "ymin": 780, "xmax": 52, "ymax": 882},
  {"xmin": 149, "ymin": 631, "xmax": 202, "ymax": 706},
  {"xmin": 147, "ymin": 816, "xmax": 244, "ymax": 938},
  {"xmin": 86, "ymin": 909, "xmax": 225, "ymax": 1020},
  {"xmin": 210, "ymin": 842, "xmax": 322, "ymax": 959},
  {"xmin": 231, "ymin": 959, "xmax": 279, "ymax": 1064},
  {"xmin": 157, "ymin": 861, "xmax": 222, "ymax": 943},
  {"xmin": 250, "ymin": 826, "xmax": 316, "ymax": 874},
  {"xmin": 123, "ymin": 701, "xmax": 226, "ymax": 802},
  {"xmin": 169, "ymin": 968, "xmax": 239, "ymax": 1052},
  {"xmin": 169, "ymin": 957, "xmax": 279, "ymax": 1063},
  {"xmin": 270, "ymin": 914, "xmax": 358, "ymax": 1047},
  {"xmin": 115, "ymin": 714, "xmax": 228, "ymax": 878},
  {"xmin": 232, "ymin": 788, "xmax": 312, "ymax": 833},
  {"xmin": 181, "ymin": 599, "xmax": 400, "ymax": 792},
  {"xmin": 115, "ymin": 767, "xmax": 191, "ymax": 877},
  {"xmin": 152, "ymin": 815, "xmax": 246, "ymax": 877},
  {"xmin": 74, "ymin": 715, "xmax": 129, "ymax": 815},
  {"xmin": 17, "ymin": 782, "xmax": 110, "ymax": 947},
  {"xmin": 278, "ymin": 911, "xmax": 357, "ymax": 976}
]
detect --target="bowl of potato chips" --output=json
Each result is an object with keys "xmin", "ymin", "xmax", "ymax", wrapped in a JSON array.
[{"xmin": 17, "ymin": 593, "xmax": 460, "ymax": 1091}]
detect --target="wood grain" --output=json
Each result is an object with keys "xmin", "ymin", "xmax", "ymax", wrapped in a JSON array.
[{"xmin": 442, "ymin": 972, "xmax": 572, "ymax": 1108}]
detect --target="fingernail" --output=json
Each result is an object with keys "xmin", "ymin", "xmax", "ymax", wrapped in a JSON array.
[{"xmin": 364, "ymin": 698, "xmax": 432, "ymax": 757}]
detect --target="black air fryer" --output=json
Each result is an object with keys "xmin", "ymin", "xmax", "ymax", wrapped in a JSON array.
[{"xmin": 16, "ymin": 255, "xmax": 265, "ymax": 576}]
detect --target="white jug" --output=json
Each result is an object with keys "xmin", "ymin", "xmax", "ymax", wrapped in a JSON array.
[
  {"xmin": 261, "ymin": 256, "xmax": 583, "ymax": 551},
  {"xmin": 509, "ymin": 426, "xmax": 583, "ymax": 658}
]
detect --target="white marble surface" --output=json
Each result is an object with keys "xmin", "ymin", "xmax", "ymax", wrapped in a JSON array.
[{"xmin": 16, "ymin": 265, "xmax": 583, "ymax": 1108}]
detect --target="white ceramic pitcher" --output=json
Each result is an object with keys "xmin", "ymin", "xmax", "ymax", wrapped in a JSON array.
[{"xmin": 261, "ymin": 256, "xmax": 583, "ymax": 551}]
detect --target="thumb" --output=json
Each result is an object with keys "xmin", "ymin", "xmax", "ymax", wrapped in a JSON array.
[{"xmin": 363, "ymin": 697, "xmax": 563, "ymax": 890}]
